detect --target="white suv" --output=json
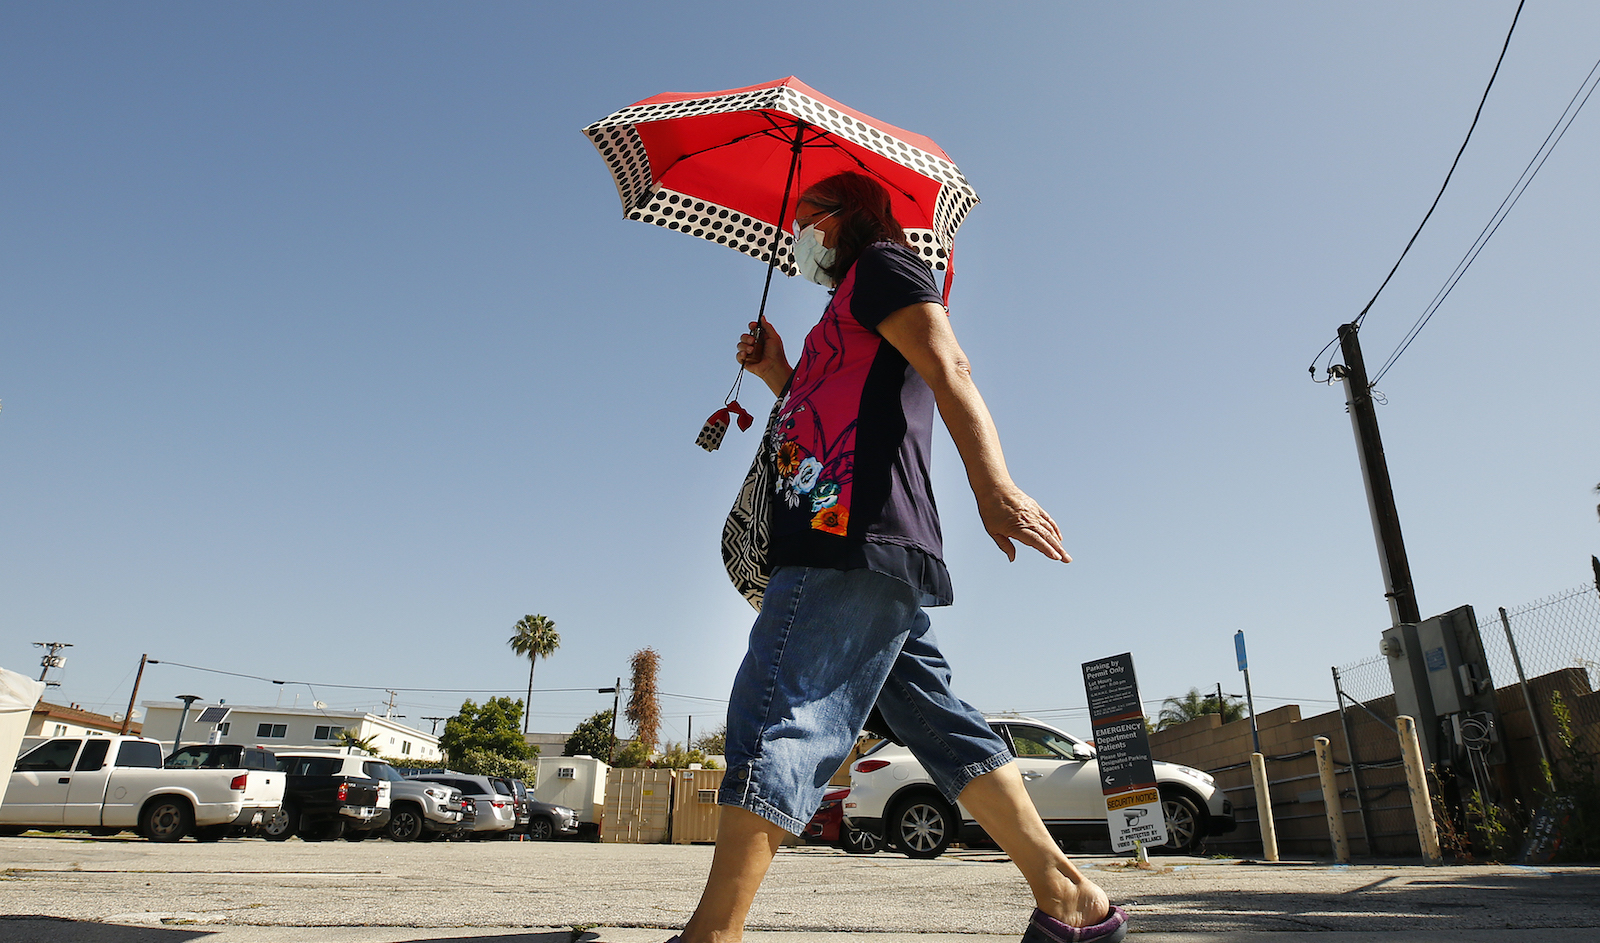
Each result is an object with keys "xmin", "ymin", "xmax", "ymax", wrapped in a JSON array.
[{"xmin": 844, "ymin": 715, "xmax": 1234, "ymax": 858}]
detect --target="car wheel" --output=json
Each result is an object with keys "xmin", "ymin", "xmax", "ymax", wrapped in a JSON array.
[
  {"xmin": 140, "ymin": 798, "xmax": 194, "ymax": 843},
  {"xmin": 343, "ymin": 828, "xmax": 371, "ymax": 842},
  {"xmin": 888, "ymin": 794, "xmax": 955, "ymax": 859},
  {"xmin": 387, "ymin": 805, "xmax": 425, "ymax": 842},
  {"xmin": 0, "ymin": 826, "xmax": 25, "ymax": 837},
  {"xmin": 262, "ymin": 805, "xmax": 299, "ymax": 841},
  {"xmin": 841, "ymin": 825, "xmax": 881, "ymax": 855},
  {"xmin": 193, "ymin": 824, "xmax": 230, "ymax": 842},
  {"xmin": 1155, "ymin": 790, "xmax": 1204, "ymax": 854},
  {"xmin": 528, "ymin": 817, "xmax": 555, "ymax": 841}
]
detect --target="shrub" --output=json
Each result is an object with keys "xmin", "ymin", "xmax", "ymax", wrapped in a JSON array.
[
  {"xmin": 611, "ymin": 739, "xmax": 651, "ymax": 769},
  {"xmin": 454, "ymin": 747, "xmax": 539, "ymax": 782},
  {"xmin": 383, "ymin": 756, "xmax": 448, "ymax": 771},
  {"xmin": 656, "ymin": 742, "xmax": 721, "ymax": 770},
  {"xmin": 1542, "ymin": 690, "xmax": 1600, "ymax": 861}
]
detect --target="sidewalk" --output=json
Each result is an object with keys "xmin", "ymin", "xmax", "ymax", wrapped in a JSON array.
[
  {"xmin": 3, "ymin": 836, "xmax": 1598, "ymax": 941},
  {"xmin": 6, "ymin": 923, "xmax": 1600, "ymax": 943}
]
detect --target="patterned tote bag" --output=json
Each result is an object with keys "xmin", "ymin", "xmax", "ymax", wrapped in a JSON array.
[{"xmin": 721, "ymin": 398, "xmax": 784, "ymax": 609}]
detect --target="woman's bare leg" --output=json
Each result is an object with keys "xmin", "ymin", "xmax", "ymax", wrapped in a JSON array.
[
  {"xmin": 679, "ymin": 805, "xmax": 789, "ymax": 943},
  {"xmin": 958, "ymin": 763, "xmax": 1110, "ymax": 927}
]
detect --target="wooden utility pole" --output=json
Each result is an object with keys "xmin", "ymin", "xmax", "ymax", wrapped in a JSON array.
[
  {"xmin": 1332, "ymin": 322, "xmax": 1421, "ymax": 626},
  {"xmin": 119, "ymin": 654, "xmax": 148, "ymax": 735}
]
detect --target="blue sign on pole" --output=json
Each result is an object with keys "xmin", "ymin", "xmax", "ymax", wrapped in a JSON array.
[{"xmin": 1234, "ymin": 630, "xmax": 1248, "ymax": 672}]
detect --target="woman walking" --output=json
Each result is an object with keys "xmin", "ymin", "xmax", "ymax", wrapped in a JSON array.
[{"xmin": 671, "ymin": 171, "xmax": 1126, "ymax": 943}]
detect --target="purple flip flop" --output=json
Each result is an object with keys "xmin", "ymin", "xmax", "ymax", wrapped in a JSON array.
[{"xmin": 1020, "ymin": 905, "xmax": 1129, "ymax": 943}]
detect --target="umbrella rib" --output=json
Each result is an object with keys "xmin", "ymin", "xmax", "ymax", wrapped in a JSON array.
[
  {"xmin": 645, "ymin": 129, "xmax": 778, "ymax": 205},
  {"xmin": 805, "ymin": 139, "xmax": 923, "ymax": 210},
  {"xmin": 642, "ymin": 115, "xmax": 829, "ymax": 208}
]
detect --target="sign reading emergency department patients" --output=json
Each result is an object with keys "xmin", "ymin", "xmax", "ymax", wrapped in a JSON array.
[{"xmin": 1082, "ymin": 652, "xmax": 1168, "ymax": 853}]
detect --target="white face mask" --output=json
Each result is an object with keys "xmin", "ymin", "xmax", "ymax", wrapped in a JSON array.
[{"xmin": 792, "ymin": 211, "xmax": 837, "ymax": 287}]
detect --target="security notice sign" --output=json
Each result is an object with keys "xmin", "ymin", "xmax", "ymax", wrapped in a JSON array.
[{"xmin": 1082, "ymin": 652, "xmax": 1167, "ymax": 853}]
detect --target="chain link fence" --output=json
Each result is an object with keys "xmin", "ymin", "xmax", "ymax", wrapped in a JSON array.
[
  {"xmin": 1477, "ymin": 582, "xmax": 1600, "ymax": 732},
  {"xmin": 1326, "ymin": 576, "xmax": 1600, "ymax": 854},
  {"xmin": 1334, "ymin": 653, "xmax": 1394, "ymax": 707},
  {"xmin": 1329, "ymin": 653, "xmax": 1411, "ymax": 854}
]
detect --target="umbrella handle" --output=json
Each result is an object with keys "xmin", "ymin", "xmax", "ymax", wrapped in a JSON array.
[{"xmin": 744, "ymin": 319, "xmax": 766, "ymax": 366}]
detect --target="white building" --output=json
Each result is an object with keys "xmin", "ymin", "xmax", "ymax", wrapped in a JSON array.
[{"xmin": 139, "ymin": 702, "xmax": 442, "ymax": 760}]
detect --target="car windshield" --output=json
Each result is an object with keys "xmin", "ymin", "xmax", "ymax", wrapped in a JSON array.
[
  {"xmin": 1005, "ymin": 725, "xmax": 1082, "ymax": 760},
  {"xmin": 363, "ymin": 761, "xmax": 405, "ymax": 782}
]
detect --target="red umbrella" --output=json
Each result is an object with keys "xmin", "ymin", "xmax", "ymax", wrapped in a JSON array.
[{"xmin": 582, "ymin": 76, "xmax": 980, "ymax": 448}]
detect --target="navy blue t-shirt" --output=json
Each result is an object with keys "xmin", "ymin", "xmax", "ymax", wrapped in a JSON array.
[{"xmin": 767, "ymin": 241, "xmax": 953, "ymax": 606}]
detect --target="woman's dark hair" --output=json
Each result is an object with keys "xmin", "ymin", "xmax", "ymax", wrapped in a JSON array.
[{"xmin": 797, "ymin": 171, "xmax": 908, "ymax": 283}]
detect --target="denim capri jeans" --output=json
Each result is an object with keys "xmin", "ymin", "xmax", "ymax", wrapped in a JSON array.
[{"xmin": 718, "ymin": 565, "xmax": 1013, "ymax": 835}]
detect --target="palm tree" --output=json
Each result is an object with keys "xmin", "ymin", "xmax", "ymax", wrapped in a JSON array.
[
  {"xmin": 508, "ymin": 614, "xmax": 560, "ymax": 734},
  {"xmin": 337, "ymin": 730, "xmax": 380, "ymax": 755},
  {"xmin": 1156, "ymin": 687, "xmax": 1246, "ymax": 730}
]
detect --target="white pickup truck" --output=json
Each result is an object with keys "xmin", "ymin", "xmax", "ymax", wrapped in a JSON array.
[{"xmin": 1, "ymin": 735, "xmax": 285, "ymax": 842}]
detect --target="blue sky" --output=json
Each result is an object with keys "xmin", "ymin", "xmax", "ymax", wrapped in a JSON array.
[{"xmin": 4, "ymin": 2, "xmax": 1597, "ymax": 747}]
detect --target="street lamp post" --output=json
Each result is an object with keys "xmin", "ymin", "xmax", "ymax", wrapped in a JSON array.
[{"xmin": 172, "ymin": 695, "xmax": 203, "ymax": 756}]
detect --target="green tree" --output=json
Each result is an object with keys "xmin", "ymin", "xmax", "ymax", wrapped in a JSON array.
[
  {"xmin": 693, "ymin": 724, "xmax": 726, "ymax": 756},
  {"xmin": 1156, "ymin": 688, "xmax": 1246, "ymax": 730},
  {"xmin": 565, "ymin": 709, "xmax": 616, "ymax": 759},
  {"xmin": 508, "ymin": 614, "xmax": 561, "ymax": 734},
  {"xmin": 627, "ymin": 648, "xmax": 662, "ymax": 754},
  {"xmin": 440, "ymin": 696, "xmax": 531, "ymax": 766}
]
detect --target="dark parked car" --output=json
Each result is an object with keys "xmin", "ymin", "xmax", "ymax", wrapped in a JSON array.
[
  {"xmin": 524, "ymin": 796, "xmax": 580, "ymax": 840},
  {"xmin": 265, "ymin": 752, "xmax": 389, "ymax": 841}
]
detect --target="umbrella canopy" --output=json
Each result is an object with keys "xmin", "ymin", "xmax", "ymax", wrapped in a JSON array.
[{"xmin": 582, "ymin": 76, "xmax": 979, "ymax": 280}]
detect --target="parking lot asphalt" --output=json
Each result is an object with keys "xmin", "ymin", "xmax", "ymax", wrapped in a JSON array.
[{"xmin": 3, "ymin": 834, "xmax": 1599, "ymax": 942}]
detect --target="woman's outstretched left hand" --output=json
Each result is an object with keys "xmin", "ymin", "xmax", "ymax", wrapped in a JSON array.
[{"xmin": 977, "ymin": 484, "xmax": 1071, "ymax": 564}]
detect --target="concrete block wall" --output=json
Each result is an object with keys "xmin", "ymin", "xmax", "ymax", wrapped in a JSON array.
[{"xmin": 1150, "ymin": 700, "xmax": 1420, "ymax": 859}]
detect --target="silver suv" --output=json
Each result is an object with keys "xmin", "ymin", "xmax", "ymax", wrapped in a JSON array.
[{"xmin": 409, "ymin": 773, "xmax": 517, "ymax": 838}]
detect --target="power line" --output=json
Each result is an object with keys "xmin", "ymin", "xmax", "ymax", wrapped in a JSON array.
[
  {"xmin": 1350, "ymin": 0, "xmax": 1524, "ymax": 330},
  {"xmin": 145, "ymin": 658, "xmax": 729, "ymax": 705},
  {"xmin": 1370, "ymin": 52, "xmax": 1600, "ymax": 386},
  {"xmin": 1311, "ymin": 0, "xmax": 1526, "ymax": 381},
  {"xmin": 148, "ymin": 658, "xmax": 612, "ymax": 695}
]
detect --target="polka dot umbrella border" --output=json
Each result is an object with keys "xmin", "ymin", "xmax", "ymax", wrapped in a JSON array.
[{"xmin": 582, "ymin": 76, "xmax": 980, "ymax": 278}]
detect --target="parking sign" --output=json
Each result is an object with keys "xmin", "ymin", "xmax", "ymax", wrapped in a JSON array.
[{"xmin": 1082, "ymin": 652, "xmax": 1168, "ymax": 853}]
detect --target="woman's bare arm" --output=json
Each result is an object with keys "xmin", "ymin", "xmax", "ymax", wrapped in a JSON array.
[{"xmin": 877, "ymin": 302, "xmax": 1069, "ymax": 563}]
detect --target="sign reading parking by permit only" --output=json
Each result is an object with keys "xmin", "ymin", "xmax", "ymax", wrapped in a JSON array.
[{"xmin": 1083, "ymin": 652, "xmax": 1167, "ymax": 853}]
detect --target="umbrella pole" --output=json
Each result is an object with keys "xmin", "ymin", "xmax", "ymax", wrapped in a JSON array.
[{"xmin": 742, "ymin": 119, "xmax": 807, "ymax": 384}]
